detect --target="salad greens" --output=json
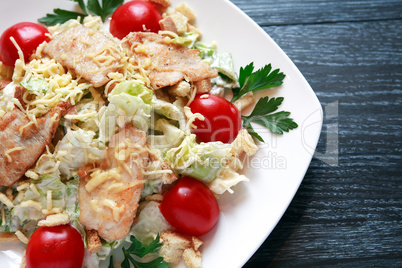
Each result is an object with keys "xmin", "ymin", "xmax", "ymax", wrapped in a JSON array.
[
  {"xmin": 38, "ymin": 0, "xmax": 123, "ymax": 25},
  {"xmin": 242, "ymin": 96, "xmax": 298, "ymax": 141},
  {"xmin": 231, "ymin": 62, "xmax": 285, "ymax": 102},
  {"xmin": 115, "ymin": 235, "xmax": 168, "ymax": 268}
]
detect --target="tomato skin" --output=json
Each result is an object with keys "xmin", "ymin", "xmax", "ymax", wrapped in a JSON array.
[
  {"xmin": 0, "ymin": 22, "xmax": 50, "ymax": 66},
  {"xmin": 189, "ymin": 94, "xmax": 241, "ymax": 143},
  {"xmin": 110, "ymin": 0, "xmax": 162, "ymax": 39},
  {"xmin": 26, "ymin": 224, "xmax": 85, "ymax": 268},
  {"xmin": 160, "ymin": 177, "xmax": 220, "ymax": 237}
]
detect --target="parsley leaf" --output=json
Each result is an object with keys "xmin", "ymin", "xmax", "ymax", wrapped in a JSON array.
[
  {"xmin": 108, "ymin": 255, "xmax": 114, "ymax": 268},
  {"xmin": 124, "ymin": 234, "xmax": 162, "ymax": 258},
  {"xmin": 231, "ymin": 62, "xmax": 285, "ymax": 102},
  {"xmin": 242, "ymin": 96, "xmax": 298, "ymax": 141},
  {"xmin": 101, "ymin": 0, "xmax": 124, "ymax": 20},
  {"xmin": 38, "ymin": 9, "xmax": 86, "ymax": 26},
  {"xmin": 119, "ymin": 235, "xmax": 168, "ymax": 268},
  {"xmin": 73, "ymin": 0, "xmax": 88, "ymax": 15},
  {"xmin": 38, "ymin": 0, "xmax": 123, "ymax": 26}
]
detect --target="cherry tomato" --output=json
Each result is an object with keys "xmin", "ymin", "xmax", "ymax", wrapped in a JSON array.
[
  {"xmin": 26, "ymin": 224, "xmax": 85, "ymax": 268},
  {"xmin": 160, "ymin": 176, "xmax": 220, "ymax": 236},
  {"xmin": 110, "ymin": 0, "xmax": 162, "ymax": 39},
  {"xmin": 0, "ymin": 22, "xmax": 50, "ymax": 66},
  {"xmin": 189, "ymin": 94, "xmax": 241, "ymax": 143}
]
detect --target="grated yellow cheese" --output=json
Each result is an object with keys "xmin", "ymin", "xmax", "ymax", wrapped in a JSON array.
[
  {"xmin": 86, "ymin": 168, "xmax": 122, "ymax": 192},
  {"xmin": 24, "ymin": 170, "xmax": 39, "ymax": 180},
  {"xmin": 38, "ymin": 213, "xmax": 70, "ymax": 227},
  {"xmin": 101, "ymin": 199, "xmax": 125, "ymax": 221},
  {"xmin": 29, "ymin": 184, "xmax": 41, "ymax": 197},
  {"xmin": 16, "ymin": 182, "xmax": 30, "ymax": 192},
  {"xmin": 15, "ymin": 231, "xmax": 29, "ymax": 245},
  {"xmin": 46, "ymin": 190, "xmax": 53, "ymax": 211},
  {"xmin": 4, "ymin": 147, "xmax": 24, "ymax": 163},
  {"xmin": 20, "ymin": 200, "xmax": 42, "ymax": 211},
  {"xmin": 0, "ymin": 193, "xmax": 14, "ymax": 209},
  {"xmin": 42, "ymin": 207, "xmax": 63, "ymax": 217}
]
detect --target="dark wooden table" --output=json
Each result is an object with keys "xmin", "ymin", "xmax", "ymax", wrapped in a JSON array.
[{"xmin": 228, "ymin": 0, "xmax": 402, "ymax": 267}]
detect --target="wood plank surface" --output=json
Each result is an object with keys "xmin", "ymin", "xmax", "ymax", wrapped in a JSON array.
[
  {"xmin": 231, "ymin": 0, "xmax": 402, "ymax": 25},
  {"xmin": 228, "ymin": 0, "xmax": 402, "ymax": 267}
]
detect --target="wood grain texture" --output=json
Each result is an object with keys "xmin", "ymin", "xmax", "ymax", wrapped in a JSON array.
[
  {"xmin": 228, "ymin": 0, "xmax": 402, "ymax": 267},
  {"xmin": 230, "ymin": 0, "xmax": 402, "ymax": 26}
]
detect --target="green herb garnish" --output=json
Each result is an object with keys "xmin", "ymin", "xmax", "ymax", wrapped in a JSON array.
[
  {"xmin": 38, "ymin": 0, "xmax": 123, "ymax": 26},
  {"xmin": 231, "ymin": 62, "xmax": 285, "ymax": 102},
  {"xmin": 109, "ymin": 235, "xmax": 169, "ymax": 268},
  {"xmin": 241, "ymin": 96, "xmax": 298, "ymax": 141}
]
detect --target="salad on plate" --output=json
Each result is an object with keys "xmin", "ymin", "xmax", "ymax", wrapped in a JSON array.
[{"xmin": 0, "ymin": 0, "xmax": 298, "ymax": 267}]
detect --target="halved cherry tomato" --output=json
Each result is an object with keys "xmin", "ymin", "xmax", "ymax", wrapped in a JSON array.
[
  {"xmin": 0, "ymin": 22, "xmax": 50, "ymax": 66},
  {"xmin": 189, "ymin": 94, "xmax": 241, "ymax": 143},
  {"xmin": 26, "ymin": 224, "xmax": 85, "ymax": 268},
  {"xmin": 109, "ymin": 0, "xmax": 162, "ymax": 39},
  {"xmin": 160, "ymin": 176, "xmax": 220, "ymax": 236}
]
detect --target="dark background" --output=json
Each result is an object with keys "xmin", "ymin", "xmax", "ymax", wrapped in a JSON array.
[{"xmin": 228, "ymin": 0, "xmax": 402, "ymax": 267}]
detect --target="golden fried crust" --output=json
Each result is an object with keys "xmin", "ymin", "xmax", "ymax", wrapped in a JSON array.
[
  {"xmin": 123, "ymin": 32, "xmax": 218, "ymax": 90},
  {"xmin": 0, "ymin": 103, "xmax": 70, "ymax": 186},
  {"xmin": 78, "ymin": 126, "xmax": 149, "ymax": 240}
]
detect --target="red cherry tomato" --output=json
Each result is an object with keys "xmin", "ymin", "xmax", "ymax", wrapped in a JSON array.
[
  {"xmin": 110, "ymin": 0, "xmax": 162, "ymax": 39},
  {"xmin": 160, "ymin": 176, "xmax": 220, "ymax": 236},
  {"xmin": 189, "ymin": 94, "xmax": 241, "ymax": 143},
  {"xmin": 0, "ymin": 22, "xmax": 50, "ymax": 66},
  {"xmin": 26, "ymin": 224, "xmax": 85, "ymax": 268}
]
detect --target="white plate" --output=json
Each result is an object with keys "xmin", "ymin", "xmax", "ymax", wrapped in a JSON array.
[{"xmin": 0, "ymin": 0, "xmax": 322, "ymax": 267}]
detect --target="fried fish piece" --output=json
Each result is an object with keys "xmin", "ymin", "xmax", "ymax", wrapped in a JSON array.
[
  {"xmin": 0, "ymin": 103, "xmax": 69, "ymax": 186},
  {"xmin": 78, "ymin": 125, "xmax": 149, "ymax": 240},
  {"xmin": 43, "ymin": 25, "xmax": 122, "ymax": 87},
  {"xmin": 124, "ymin": 32, "xmax": 218, "ymax": 89}
]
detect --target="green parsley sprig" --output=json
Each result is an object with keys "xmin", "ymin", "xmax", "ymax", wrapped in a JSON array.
[
  {"xmin": 38, "ymin": 0, "xmax": 123, "ymax": 26},
  {"xmin": 242, "ymin": 96, "xmax": 298, "ymax": 141},
  {"xmin": 109, "ymin": 235, "xmax": 169, "ymax": 268},
  {"xmin": 231, "ymin": 62, "xmax": 297, "ymax": 141},
  {"xmin": 231, "ymin": 62, "xmax": 286, "ymax": 102}
]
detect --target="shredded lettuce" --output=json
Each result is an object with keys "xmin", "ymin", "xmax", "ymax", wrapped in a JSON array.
[
  {"xmin": 130, "ymin": 201, "xmax": 172, "ymax": 245},
  {"xmin": 6, "ymin": 174, "xmax": 72, "ymax": 233},
  {"xmin": 111, "ymin": 81, "xmax": 153, "ymax": 104},
  {"xmin": 147, "ymin": 118, "xmax": 185, "ymax": 150},
  {"xmin": 194, "ymin": 41, "xmax": 238, "ymax": 92},
  {"xmin": 0, "ymin": 82, "xmax": 17, "ymax": 116},
  {"xmin": 141, "ymin": 179, "xmax": 164, "ymax": 199},
  {"xmin": 99, "ymin": 81, "xmax": 153, "ymax": 142},
  {"xmin": 164, "ymin": 134, "xmax": 231, "ymax": 183},
  {"xmin": 55, "ymin": 128, "xmax": 105, "ymax": 178},
  {"xmin": 20, "ymin": 76, "xmax": 49, "ymax": 93},
  {"xmin": 171, "ymin": 32, "xmax": 199, "ymax": 48}
]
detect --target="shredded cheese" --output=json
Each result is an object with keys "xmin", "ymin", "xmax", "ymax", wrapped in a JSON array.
[
  {"xmin": 86, "ymin": 168, "xmax": 122, "ymax": 192},
  {"xmin": 46, "ymin": 190, "xmax": 53, "ymax": 211},
  {"xmin": 24, "ymin": 170, "xmax": 39, "ymax": 180},
  {"xmin": 20, "ymin": 200, "xmax": 43, "ymax": 211},
  {"xmin": 4, "ymin": 147, "xmax": 24, "ymax": 163},
  {"xmin": 42, "ymin": 207, "xmax": 63, "ymax": 217},
  {"xmin": 38, "ymin": 213, "xmax": 70, "ymax": 227},
  {"xmin": 29, "ymin": 183, "xmax": 41, "ymax": 197},
  {"xmin": 0, "ymin": 193, "xmax": 14, "ymax": 209},
  {"xmin": 16, "ymin": 182, "xmax": 30, "ymax": 192},
  {"xmin": 15, "ymin": 231, "xmax": 29, "ymax": 245},
  {"xmin": 102, "ymin": 199, "xmax": 126, "ymax": 221}
]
